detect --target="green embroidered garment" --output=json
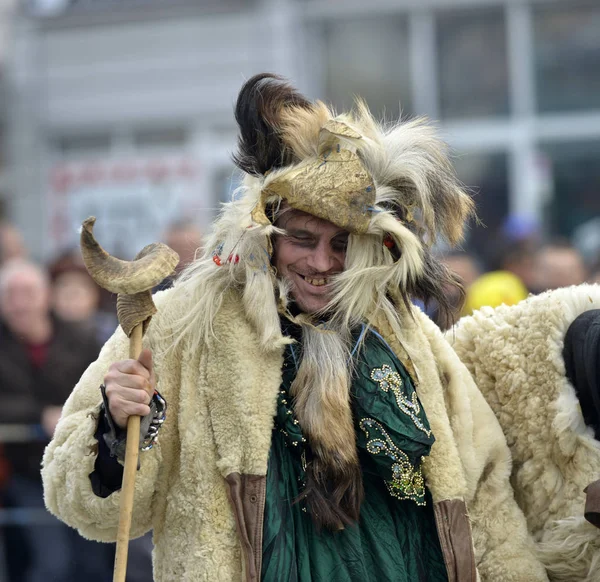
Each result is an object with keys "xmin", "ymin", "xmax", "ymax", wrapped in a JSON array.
[{"xmin": 261, "ymin": 325, "xmax": 448, "ymax": 582}]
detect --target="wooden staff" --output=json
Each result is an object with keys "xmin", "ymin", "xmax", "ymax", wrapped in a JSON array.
[{"xmin": 80, "ymin": 217, "xmax": 178, "ymax": 582}]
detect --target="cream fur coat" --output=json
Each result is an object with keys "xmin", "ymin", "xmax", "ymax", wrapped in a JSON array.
[
  {"xmin": 447, "ymin": 284, "xmax": 600, "ymax": 581},
  {"xmin": 42, "ymin": 288, "xmax": 546, "ymax": 581}
]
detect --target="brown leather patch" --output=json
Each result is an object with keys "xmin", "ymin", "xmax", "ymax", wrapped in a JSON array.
[
  {"xmin": 225, "ymin": 473, "xmax": 267, "ymax": 582},
  {"xmin": 433, "ymin": 500, "xmax": 477, "ymax": 582},
  {"xmin": 584, "ymin": 479, "xmax": 600, "ymax": 528}
]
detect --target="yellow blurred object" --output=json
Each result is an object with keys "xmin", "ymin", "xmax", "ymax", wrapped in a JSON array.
[{"xmin": 462, "ymin": 270, "xmax": 529, "ymax": 316}]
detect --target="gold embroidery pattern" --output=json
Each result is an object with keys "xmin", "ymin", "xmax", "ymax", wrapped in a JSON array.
[
  {"xmin": 277, "ymin": 388, "xmax": 306, "ymax": 448},
  {"xmin": 359, "ymin": 418, "xmax": 426, "ymax": 506},
  {"xmin": 370, "ymin": 364, "xmax": 432, "ymax": 437}
]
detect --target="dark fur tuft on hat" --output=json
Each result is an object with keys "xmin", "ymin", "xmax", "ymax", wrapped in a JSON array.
[{"xmin": 232, "ymin": 73, "xmax": 312, "ymax": 176}]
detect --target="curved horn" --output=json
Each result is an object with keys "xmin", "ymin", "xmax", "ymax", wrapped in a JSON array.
[
  {"xmin": 80, "ymin": 217, "xmax": 179, "ymax": 295},
  {"xmin": 117, "ymin": 291, "xmax": 157, "ymax": 337}
]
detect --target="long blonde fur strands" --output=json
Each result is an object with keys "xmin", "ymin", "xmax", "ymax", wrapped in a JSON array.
[{"xmin": 289, "ymin": 323, "xmax": 363, "ymax": 529}]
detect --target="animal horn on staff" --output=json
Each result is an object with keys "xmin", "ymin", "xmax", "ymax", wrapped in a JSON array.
[{"xmin": 80, "ymin": 216, "xmax": 178, "ymax": 582}]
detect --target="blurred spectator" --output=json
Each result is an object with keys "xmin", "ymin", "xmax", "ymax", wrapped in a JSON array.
[
  {"xmin": 490, "ymin": 239, "xmax": 539, "ymax": 293},
  {"xmin": 442, "ymin": 250, "xmax": 482, "ymax": 289},
  {"xmin": 164, "ymin": 218, "xmax": 203, "ymax": 271},
  {"xmin": 49, "ymin": 251, "xmax": 154, "ymax": 581},
  {"xmin": 0, "ymin": 221, "xmax": 27, "ymax": 265},
  {"xmin": 572, "ymin": 216, "xmax": 600, "ymax": 265},
  {"xmin": 533, "ymin": 239, "xmax": 588, "ymax": 292},
  {"xmin": 155, "ymin": 219, "xmax": 203, "ymax": 290},
  {"xmin": 501, "ymin": 213, "xmax": 541, "ymax": 246},
  {"xmin": 462, "ymin": 270, "xmax": 529, "ymax": 316},
  {"xmin": 0, "ymin": 259, "xmax": 112, "ymax": 582},
  {"xmin": 433, "ymin": 250, "xmax": 482, "ymax": 329},
  {"xmin": 589, "ymin": 256, "xmax": 600, "ymax": 285},
  {"xmin": 48, "ymin": 249, "xmax": 117, "ymax": 344}
]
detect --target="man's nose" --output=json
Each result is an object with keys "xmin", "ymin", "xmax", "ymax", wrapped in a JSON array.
[{"xmin": 307, "ymin": 242, "xmax": 335, "ymax": 273}]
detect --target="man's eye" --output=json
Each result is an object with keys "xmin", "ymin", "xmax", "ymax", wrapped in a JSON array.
[
  {"xmin": 332, "ymin": 240, "xmax": 348, "ymax": 252},
  {"xmin": 290, "ymin": 236, "xmax": 314, "ymax": 247}
]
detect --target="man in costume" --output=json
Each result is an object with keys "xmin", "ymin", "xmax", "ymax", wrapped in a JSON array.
[
  {"xmin": 42, "ymin": 74, "xmax": 547, "ymax": 581},
  {"xmin": 447, "ymin": 283, "xmax": 600, "ymax": 582}
]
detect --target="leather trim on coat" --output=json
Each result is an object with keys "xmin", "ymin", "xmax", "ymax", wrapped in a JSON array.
[
  {"xmin": 433, "ymin": 499, "xmax": 477, "ymax": 582},
  {"xmin": 225, "ymin": 473, "xmax": 267, "ymax": 582},
  {"xmin": 225, "ymin": 470, "xmax": 478, "ymax": 582}
]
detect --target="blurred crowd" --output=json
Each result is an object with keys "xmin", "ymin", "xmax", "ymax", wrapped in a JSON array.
[
  {"xmin": 432, "ymin": 216, "xmax": 600, "ymax": 330},
  {"xmin": 0, "ymin": 219, "xmax": 202, "ymax": 582},
  {"xmin": 0, "ymin": 211, "xmax": 598, "ymax": 580}
]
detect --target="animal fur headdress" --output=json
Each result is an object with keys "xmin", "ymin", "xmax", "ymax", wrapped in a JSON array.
[{"xmin": 174, "ymin": 73, "xmax": 474, "ymax": 529}]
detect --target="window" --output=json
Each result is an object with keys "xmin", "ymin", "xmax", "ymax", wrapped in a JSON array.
[
  {"xmin": 533, "ymin": 2, "xmax": 600, "ymax": 113},
  {"xmin": 54, "ymin": 133, "xmax": 112, "ymax": 156},
  {"xmin": 437, "ymin": 7, "xmax": 509, "ymax": 119},
  {"xmin": 539, "ymin": 140, "xmax": 600, "ymax": 240},
  {"xmin": 453, "ymin": 151, "xmax": 509, "ymax": 262},
  {"xmin": 323, "ymin": 17, "xmax": 412, "ymax": 120},
  {"xmin": 133, "ymin": 127, "xmax": 188, "ymax": 150}
]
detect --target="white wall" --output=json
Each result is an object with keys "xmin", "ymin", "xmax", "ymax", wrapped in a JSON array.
[{"xmin": 40, "ymin": 14, "xmax": 275, "ymax": 129}]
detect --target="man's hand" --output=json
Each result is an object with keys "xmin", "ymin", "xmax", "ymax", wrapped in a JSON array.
[{"xmin": 103, "ymin": 349, "xmax": 155, "ymax": 430}]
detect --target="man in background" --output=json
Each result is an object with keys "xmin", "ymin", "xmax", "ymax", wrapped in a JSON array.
[
  {"xmin": 534, "ymin": 240, "xmax": 587, "ymax": 292},
  {"xmin": 154, "ymin": 219, "xmax": 203, "ymax": 291},
  {"xmin": 0, "ymin": 221, "xmax": 27, "ymax": 265},
  {"xmin": 0, "ymin": 259, "xmax": 111, "ymax": 582},
  {"xmin": 434, "ymin": 250, "xmax": 482, "ymax": 329},
  {"xmin": 48, "ymin": 249, "xmax": 117, "ymax": 344}
]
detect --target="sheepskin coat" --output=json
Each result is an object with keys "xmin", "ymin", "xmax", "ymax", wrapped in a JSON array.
[
  {"xmin": 447, "ymin": 284, "xmax": 600, "ymax": 582},
  {"xmin": 42, "ymin": 287, "xmax": 546, "ymax": 582}
]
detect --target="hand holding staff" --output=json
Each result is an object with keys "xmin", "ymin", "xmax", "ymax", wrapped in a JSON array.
[{"xmin": 80, "ymin": 217, "xmax": 178, "ymax": 582}]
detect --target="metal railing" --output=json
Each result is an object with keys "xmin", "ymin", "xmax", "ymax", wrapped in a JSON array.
[
  {"xmin": 0, "ymin": 423, "xmax": 154, "ymax": 582},
  {"xmin": 0, "ymin": 424, "xmax": 54, "ymax": 582},
  {"xmin": 0, "ymin": 425, "xmax": 46, "ymax": 446}
]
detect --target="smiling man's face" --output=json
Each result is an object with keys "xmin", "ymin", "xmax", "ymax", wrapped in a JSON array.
[{"xmin": 273, "ymin": 209, "xmax": 348, "ymax": 314}]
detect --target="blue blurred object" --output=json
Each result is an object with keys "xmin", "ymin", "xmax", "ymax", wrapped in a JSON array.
[{"xmin": 501, "ymin": 214, "xmax": 541, "ymax": 242}]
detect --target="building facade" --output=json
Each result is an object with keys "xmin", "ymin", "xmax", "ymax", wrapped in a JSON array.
[{"xmin": 3, "ymin": 0, "xmax": 600, "ymax": 261}]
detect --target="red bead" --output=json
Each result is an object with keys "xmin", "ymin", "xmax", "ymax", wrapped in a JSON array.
[{"xmin": 212, "ymin": 255, "xmax": 222, "ymax": 266}]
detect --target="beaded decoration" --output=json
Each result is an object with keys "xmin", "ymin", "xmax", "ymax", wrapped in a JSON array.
[
  {"xmin": 370, "ymin": 364, "xmax": 432, "ymax": 438},
  {"xmin": 359, "ymin": 418, "xmax": 426, "ymax": 505}
]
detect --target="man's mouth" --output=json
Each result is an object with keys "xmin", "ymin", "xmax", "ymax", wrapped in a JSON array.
[{"xmin": 299, "ymin": 274, "xmax": 328, "ymax": 287}]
